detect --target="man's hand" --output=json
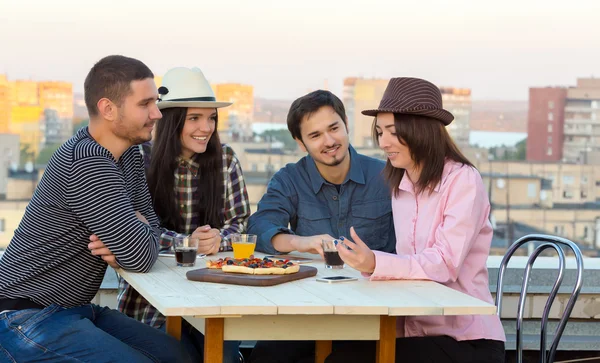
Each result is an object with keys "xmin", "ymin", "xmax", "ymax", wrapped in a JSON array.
[
  {"xmin": 135, "ymin": 211, "xmax": 148, "ymax": 225},
  {"xmin": 289, "ymin": 234, "xmax": 335, "ymax": 257},
  {"xmin": 88, "ymin": 234, "xmax": 119, "ymax": 268},
  {"xmin": 190, "ymin": 225, "xmax": 221, "ymax": 255}
]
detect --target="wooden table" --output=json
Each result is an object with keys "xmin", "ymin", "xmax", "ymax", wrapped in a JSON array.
[{"xmin": 118, "ymin": 252, "xmax": 497, "ymax": 363}]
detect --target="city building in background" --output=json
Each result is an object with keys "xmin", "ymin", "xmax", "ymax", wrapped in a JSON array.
[
  {"xmin": 154, "ymin": 75, "xmax": 163, "ymax": 88},
  {"xmin": 343, "ymin": 77, "xmax": 388, "ymax": 148},
  {"xmin": 38, "ymin": 81, "xmax": 73, "ymax": 145},
  {"xmin": 10, "ymin": 80, "xmax": 38, "ymax": 106},
  {"xmin": 9, "ymin": 105, "xmax": 44, "ymax": 156},
  {"xmin": 0, "ymin": 75, "xmax": 10, "ymax": 133},
  {"xmin": 527, "ymin": 87, "xmax": 568, "ymax": 162},
  {"xmin": 38, "ymin": 81, "xmax": 73, "ymax": 119},
  {"xmin": 563, "ymin": 78, "xmax": 600, "ymax": 164},
  {"xmin": 0, "ymin": 75, "xmax": 74, "ymax": 156},
  {"xmin": 441, "ymin": 87, "xmax": 472, "ymax": 149},
  {"xmin": 44, "ymin": 109, "xmax": 71, "ymax": 145},
  {"xmin": 213, "ymin": 83, "xmax": 254, "ymax": 140},
  {"xmin": 0, "ymin": 133, "xmax": 20, "ymax": 200},
  {"xmin": 527, "ymin": 78, "xmax": 600, "ymax": 164}
]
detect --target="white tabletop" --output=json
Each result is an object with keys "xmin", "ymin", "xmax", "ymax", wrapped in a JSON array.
[{"xmin": 118, "ymin": 252, "xmax": 497, "ymax": 319}]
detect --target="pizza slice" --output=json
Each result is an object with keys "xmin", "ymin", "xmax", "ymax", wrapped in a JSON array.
[{"xmin": 206, "ymin": 256, "xmax": 299, "ymax": 275}]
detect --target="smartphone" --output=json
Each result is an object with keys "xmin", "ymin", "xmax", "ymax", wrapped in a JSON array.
[{"xmin": 316, "ymin": 276, "xmax": 358, "ymax": 283}]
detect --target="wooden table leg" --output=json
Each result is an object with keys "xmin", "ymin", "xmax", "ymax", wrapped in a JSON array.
[
  {"xmin": 315, "ymin": 340, "xmax": 332, "ymax": 363},
  {"xmin": 376, "ymin": 316, "xmax": 396, "ymax": 363},
  {"xmin": 204, "ymin": 318, "xmax": 224, "ymax": 363},
  {"xmin": 166, "ymin": 316, "xmax": 182, "ymax": 340}
]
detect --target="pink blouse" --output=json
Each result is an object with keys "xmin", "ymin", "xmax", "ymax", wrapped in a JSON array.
[{"xmin": 370, "ymin": 160, "xmax": 505, "ymax": 342}]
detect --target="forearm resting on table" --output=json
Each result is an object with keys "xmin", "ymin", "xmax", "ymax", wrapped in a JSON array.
[{"xmin": 271, "ymin": 233, "xmax": 296, "ymax": 253}]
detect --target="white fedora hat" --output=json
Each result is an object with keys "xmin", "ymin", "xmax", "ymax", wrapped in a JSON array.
[{"xmin": 157, "ymin": 67, "xmax": 232, "ymax": 110}]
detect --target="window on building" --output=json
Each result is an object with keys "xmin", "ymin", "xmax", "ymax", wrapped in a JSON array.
[
  {"xmin": 548, "ymin": 101, "xmax": 555, "ymax": 109},
  {"xmin": 0, "ymin": 219, "xmax": 4, "ymax": 233},
  {"xmin": 548, "ymin": 112, "xmax": 554, "ymax": 121},
  {"xmin": 251, "ymin": 163, "xmax": 257, "ymax": 171},
  {"xmin": 548, "ymin": 136, "xmax": 552, "ymax": 144},
  {"xmin": 562, "ymin": 175, "xmax": 575, "ymax": 185},
  {"xmin": 527, "ymin": 183, "xmax": 537, "ymax": 198},
  {"xmin": 582, "ymin": 176, "xmax": 589, "ymax": 184},
  {"xmin": 584, "ymin": 226, "xmax": 589, "ymax": 239},
  {"xmin": 547, "ymin": 147, "xmax": 553, "ymax": 156},
  {"xmin": 548, "ymin": 124, "xmax": 553, "ymax": 132},
  {"xmin": 554, "ymin": 225, "xmax": 564, "ymax": 235},
  {"xmin": 563, "ymin": 190, "xmax": 574, "ymax": 199},
  {"xmin": 581, "ymin": 190, "xmax": 588, "ymax": 198}
]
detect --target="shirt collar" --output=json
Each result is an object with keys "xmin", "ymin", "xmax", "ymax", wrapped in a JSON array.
[
  {"xmin": 176, "ymin": 156, "xmax": 200, "ymax": 176},
  {"xmin": 398, "ymin": 159, "xmax": 457, "ymax": 194},
  {"xmin": 306, "ymin": 145, "xmax": 365, "ymax": 194}
]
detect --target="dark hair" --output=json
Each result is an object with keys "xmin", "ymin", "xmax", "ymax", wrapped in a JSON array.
[
  {"xmin": 84, "ymin": 55, "xmax": 154, "ymax": 117},
  {"xmin": 146, "ymin": 107, "xmax": 224, "ymax": 231},
  {"xmin": 287, "ymin": 90, "xmax": 347, "ymax": 141},
  {"xmin": 374, "ymin": 114, "xmax": 474, "ymax": 197}
]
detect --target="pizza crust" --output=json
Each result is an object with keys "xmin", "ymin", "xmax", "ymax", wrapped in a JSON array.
[
  {"xmin": 284, "ymin": 264, "xmax": 300, "ymax": 274},
  {"xmin": 222, "ymin": 265, "xmax": 254, "ymax": 274}
]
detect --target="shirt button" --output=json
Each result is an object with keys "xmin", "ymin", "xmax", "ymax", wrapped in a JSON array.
[{"xmin": 332, "ymin": 196, "xmax": 338, "ymax": 201}]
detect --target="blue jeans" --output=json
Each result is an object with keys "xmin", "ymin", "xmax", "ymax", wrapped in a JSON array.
[
  {"xmin": 0, "ymin": 304, "xmax": 190, "ymax": 363},
  {"xmin": 159, "ymin": 319, "xmax": 241, "ymax": 363}
]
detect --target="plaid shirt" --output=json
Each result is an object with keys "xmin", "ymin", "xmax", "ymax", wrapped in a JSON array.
[{"xmin": 117, "ymin": 142, "xmax": 251, "ymax": 328}]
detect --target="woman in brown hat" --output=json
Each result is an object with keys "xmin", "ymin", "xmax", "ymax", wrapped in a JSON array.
[{"xmin": 327, "ymin": 78, "xmax": 506, "ymax": 363}]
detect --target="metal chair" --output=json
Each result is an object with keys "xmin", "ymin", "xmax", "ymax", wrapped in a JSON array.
[{"xmin": 495, "ymin": 234, "xmax": 584, "ymax": 363}]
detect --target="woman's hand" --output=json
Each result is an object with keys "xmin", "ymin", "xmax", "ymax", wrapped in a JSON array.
[
  {"xmin": 191, "ymin": 225, "xmax": 221, "ymax": 255},
  {"xmin": 336, "ymin": 227, "xmax": 376, "ymax": 274}
]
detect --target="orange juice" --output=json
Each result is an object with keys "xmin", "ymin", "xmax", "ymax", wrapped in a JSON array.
[{"xmin": 232, "ymin": 242, "xmax": 256, "ymax": 259}]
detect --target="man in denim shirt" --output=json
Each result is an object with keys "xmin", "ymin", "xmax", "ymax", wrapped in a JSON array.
[{"xmin": 248, "ymin": 90, "xmax": 395, "ymax": 363}]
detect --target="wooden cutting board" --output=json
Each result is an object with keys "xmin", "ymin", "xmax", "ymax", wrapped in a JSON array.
[{"xmin": 186, "ymin": 266, "xmax": 318, "ymax": 286}]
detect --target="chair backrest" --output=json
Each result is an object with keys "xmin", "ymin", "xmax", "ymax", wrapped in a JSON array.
[{"xmin": 495, "ymin": 234, "xmax": 584, "ymax": 363}]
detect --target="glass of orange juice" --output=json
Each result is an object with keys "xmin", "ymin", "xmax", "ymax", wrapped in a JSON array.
[{"xmin": 231, "ymin": 234, "xmax": 257, "ymax": 259}]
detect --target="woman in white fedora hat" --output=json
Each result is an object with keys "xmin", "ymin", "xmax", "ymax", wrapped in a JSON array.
[{"xmin": 117, "ymin": 66, "xmax": 250, "ymax": 363}]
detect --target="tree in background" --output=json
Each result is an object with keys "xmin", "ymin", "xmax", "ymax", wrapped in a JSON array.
[
  {"xmin": 73, "ymin": 119, "xmax": 89, "ymax": 134},
  {"xmin": 260, "ymin": 129, "xmax": 297, "ymax": 150},
  {"xmin": 19, "ymin": 144, "xmax": 34, "ymax": 167},
  {"xmin": 36, "ymin": 143, "xmax": 62, "ymax": 165},
  {"xmin": 488, "ymin": 138, "xmax": 526, "ymax": 161}
]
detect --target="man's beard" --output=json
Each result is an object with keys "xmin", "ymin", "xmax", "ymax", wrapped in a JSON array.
[{"xmin": 114, "ymin": 116, "xmax": 153, "ymax": 145}]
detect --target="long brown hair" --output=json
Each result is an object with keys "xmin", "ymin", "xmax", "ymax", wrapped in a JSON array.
[
  {"xmin": 147, "ymin": 107, "xmax": 224, "ymax": 231},
  {"xmin": 373, "ymin": 114, "xmax": 473, "ymax": 197}
]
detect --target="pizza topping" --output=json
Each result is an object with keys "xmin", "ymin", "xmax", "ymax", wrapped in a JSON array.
[{"xmin": 206, "ymin": 256, "xmax": 300, "ymax": 274}]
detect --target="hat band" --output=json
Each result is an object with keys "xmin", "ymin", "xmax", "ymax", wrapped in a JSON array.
[{"xmin": 159, "ymin": 96, "xmax": 216, "ymax": 102}]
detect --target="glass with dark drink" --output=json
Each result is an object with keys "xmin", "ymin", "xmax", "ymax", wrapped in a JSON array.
[
  {"xmin": 174, "ymin": 236, "xmax": 198, "ymax": 267},
  {"xmin": 321, "ymin": 238, "xmax": 344, "ymax": 269}
]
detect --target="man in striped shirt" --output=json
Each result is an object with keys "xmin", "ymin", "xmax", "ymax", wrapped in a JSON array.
[{"xmin": 0, "ymin": 55, "xmax": 189, "ymax": 362}]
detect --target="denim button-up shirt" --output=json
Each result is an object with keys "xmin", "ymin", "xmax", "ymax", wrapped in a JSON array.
[{"xmin": 248, "ymin": 146, "xmax": 396, "ymax": 255}]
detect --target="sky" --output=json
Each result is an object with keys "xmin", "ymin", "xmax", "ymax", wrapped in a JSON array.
[{"xmin": 0, "ymin": 0, "xmax": 599, "ymax": 100}]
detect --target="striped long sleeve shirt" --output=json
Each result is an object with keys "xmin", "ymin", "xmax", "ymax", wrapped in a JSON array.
[{"xmin": 0, "ymin": 127, "xmax": 161, "ymax": 308}]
